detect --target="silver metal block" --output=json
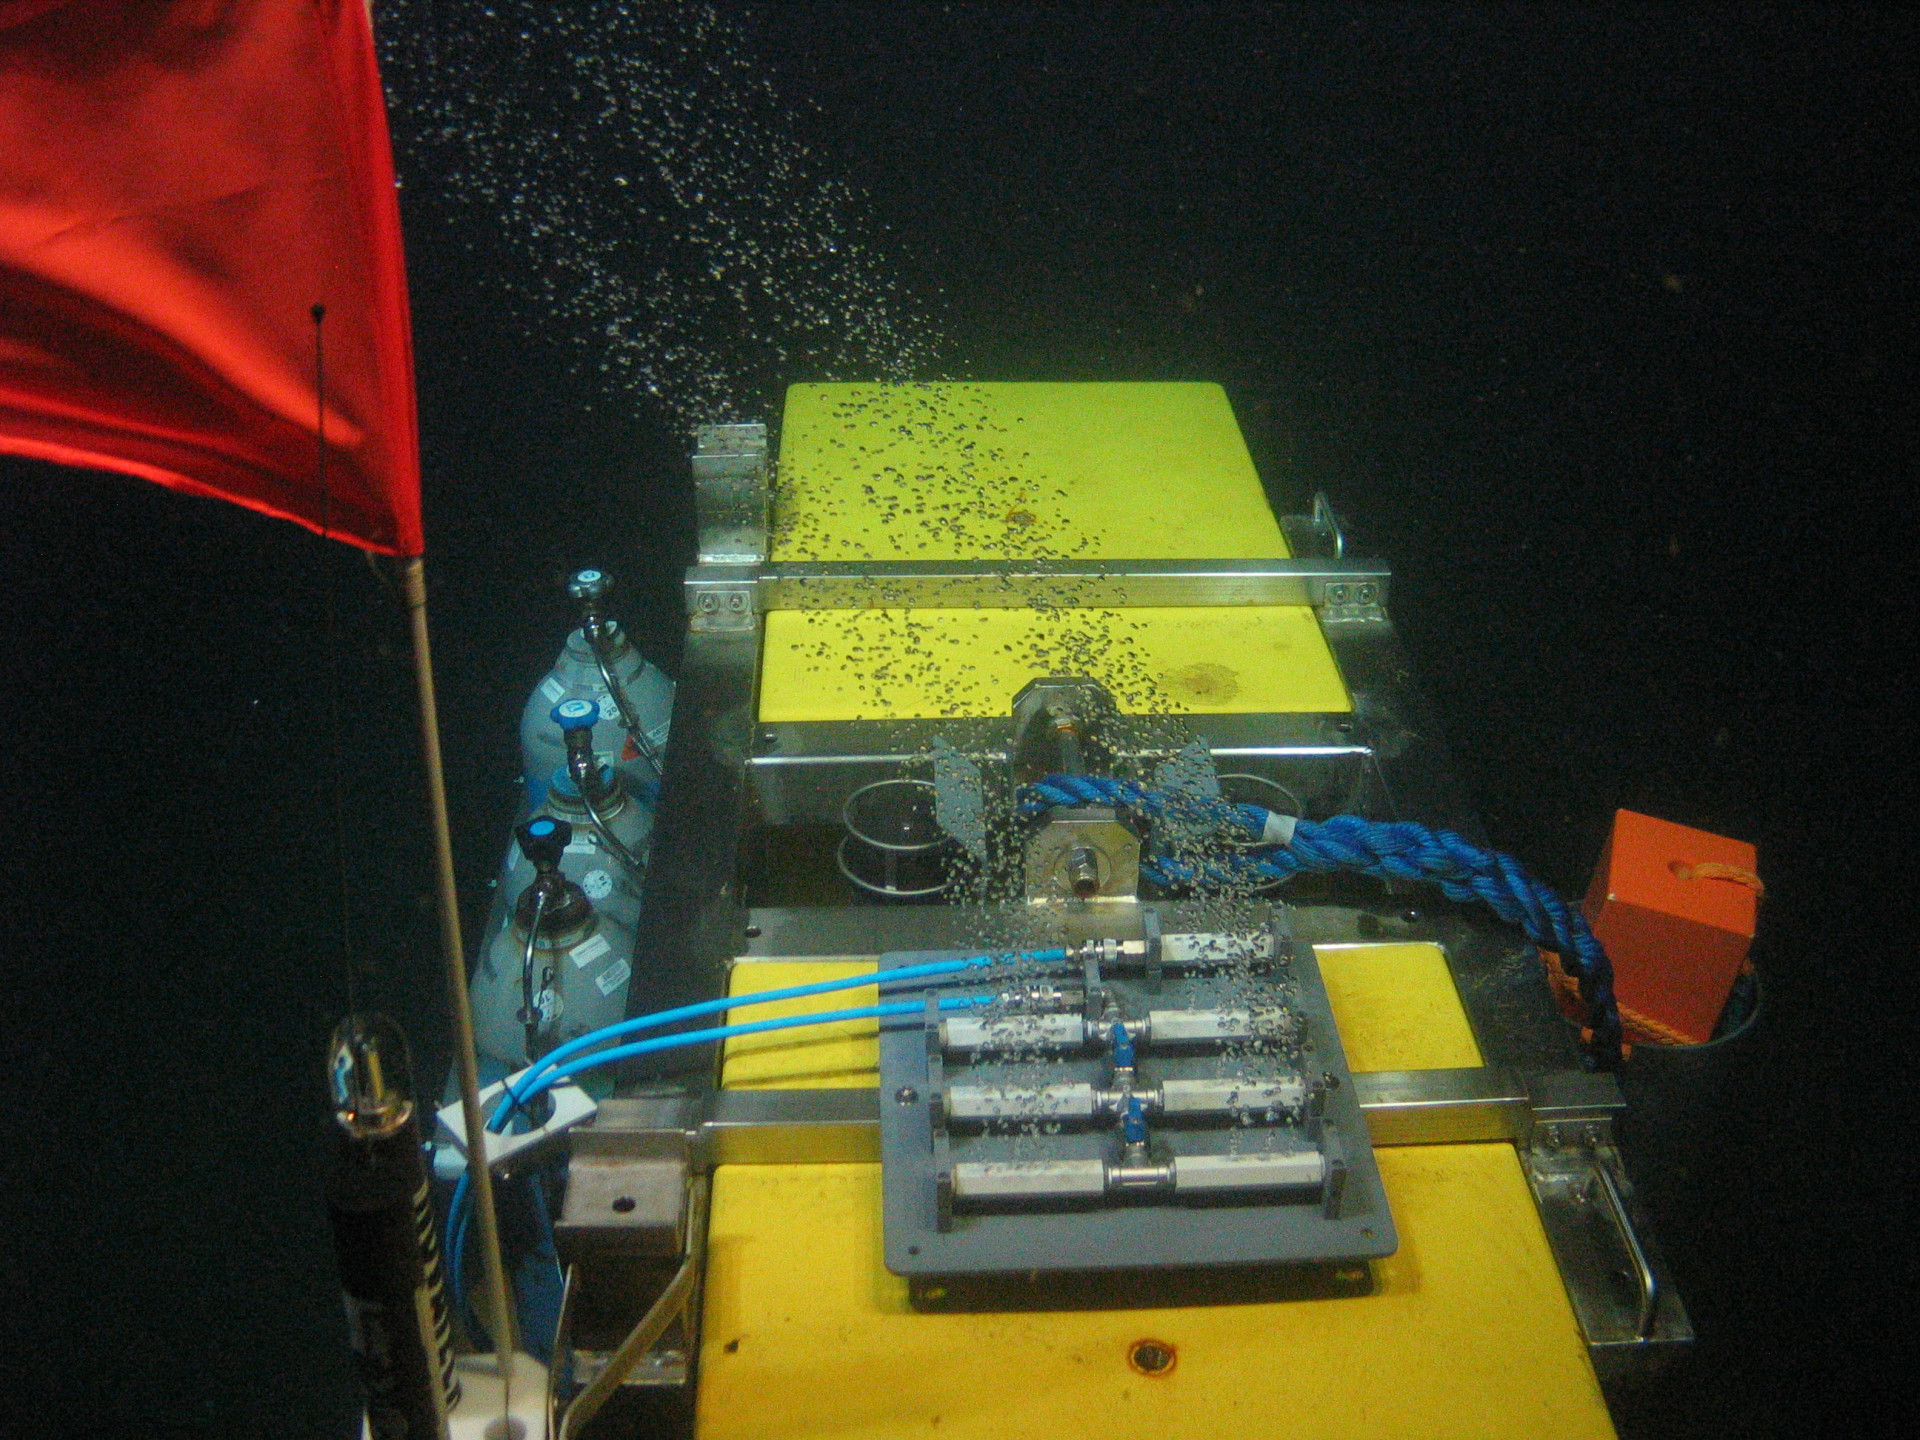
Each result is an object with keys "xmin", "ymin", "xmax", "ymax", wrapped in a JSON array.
[
  {"xmin": 1158, "ymin": 1075, "xmax": 1305, "ymax": 1115},
  {"xmin": 941, "ymin": 1012, "xmax": 1087, "ymax": 1053},
  {"xmin": 951, "ymin": 1159, "xmax": 1107, "ymax": 1200},
  {"xmin": 946, "ymin": 1083, "xmax": 1098, "ymax": 1122},
  {"xmin": 1146, "ymin": 1008, "xmax": 1254, "ymax": 1043},
  {"xmin": 555, "ymin": 1155, "xmax": 688, "ymax": 1261},
  {"xmin": 1172, "ymin": 1150, "xmax": 1326, "ymax": 1193}
]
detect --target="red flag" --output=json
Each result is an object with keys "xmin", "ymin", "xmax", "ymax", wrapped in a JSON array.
[{"xmin": 0, "ymin": 0, "xmax": 423, "ymax": 556}]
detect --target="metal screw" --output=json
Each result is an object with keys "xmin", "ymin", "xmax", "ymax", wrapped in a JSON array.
[
  {"xmin": 1544, "ymin": 1124, "xmax": 1564, "ymax": 1149},
  {"xmin": 894, "ymin": 1086, "xmax": 919, "ymax": 1105},
  {"xmin": 698, "ymin": 593, "xmax": 718, "ymax": 611},
  {"xmin": 1065, "ymin": 845, "xmax": 1102, "ymax": 898},
  {"xmin": 1327, "ymin": 583, "xmax": 1351, "ymax": 605},
  {"xmin": 1356, "ymin": 582, "xmax": 1379, "ymax": 604},
  {"xmin": 726, "ymin": 591, "xmax": 747, "ymax": 611},
  {"xmin": 1322, "ymin": 1072, "xmax": 1341, "ymax": 1091}
]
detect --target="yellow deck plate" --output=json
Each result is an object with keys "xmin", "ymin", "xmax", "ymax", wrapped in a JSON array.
[
  {"xmin": 1317, "ymin": 942, "xmax": 1487, "ymax": 1072},
  {"xmin": 720, "ymin": 960, "xmax": 880, "ymax": 1089},
  {"xmin": 759, "ymin": 382, "xmax": 1350, "ymax": 721},
  {"xmin": 758, "ymin": 604, "xmax": 1348, "ymax": 720},
  {"xmin": 699, "ymin": 949, "xmax": 1613, "ymax": 1439},
  {"xmin": 698, "ymin": 1151, "xmax": 1609, "ymax": 1440}
]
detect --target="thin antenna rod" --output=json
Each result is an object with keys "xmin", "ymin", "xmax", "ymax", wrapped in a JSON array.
[
  {"xmin": 401, "ymin": 555, "xmax": 519, "ymax": 1382},
  {"xmin": 313, "ymin": 304, "xmax": 358, "ymax": 1020}
]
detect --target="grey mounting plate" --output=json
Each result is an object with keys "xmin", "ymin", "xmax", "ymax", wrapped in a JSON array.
[{"xmin": 877, "ymin": 925, "xmax": 1395, "ymax": 1278}]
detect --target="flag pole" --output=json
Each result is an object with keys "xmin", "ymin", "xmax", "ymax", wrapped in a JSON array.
[{"xmin": 401, "ymin": 554, "xmax": 518, "ymax": 1382}]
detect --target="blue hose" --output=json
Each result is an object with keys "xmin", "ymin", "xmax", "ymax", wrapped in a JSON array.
[
  {"xmin": 491, "ymin": 948, "xmax": 1064, "ymax": 1131},
  {"xmin": 1022, "ymin": 774, "xmax": 1622, "ymax": 1067},
  {"xmin": 445, "ymin": 990, "xmax": 996, "ymax": 1316}
]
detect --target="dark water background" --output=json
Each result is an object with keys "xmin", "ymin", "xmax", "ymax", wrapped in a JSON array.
[{"xmin": 2, "ymin": 3, "xmax": 1914, "ymax": 1434}]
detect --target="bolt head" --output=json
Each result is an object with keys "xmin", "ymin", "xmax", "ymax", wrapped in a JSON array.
[{"xmin": 894, "ymin": 1086, "xmax": 919, "ymax": 1105}]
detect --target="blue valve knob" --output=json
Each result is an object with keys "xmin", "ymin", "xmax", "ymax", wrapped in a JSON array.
[
  {"xmin": 568, "ymin": 568, "xmax": 611, "ymax": 604},
  {"xmin": 1109, "ymin": 1022, "xmax": 1137, "ymax": 1071},
  {"xmin": 516, "ymin": 816, "xmax": 571, "ymax": 867},
  {"xmin": 1122, "ymin": 1095, "xmax": 1149, "ymax": 1146},
  {"xmin": 551, "ymin": 697, "xmax": 600, "ymax": 732}
]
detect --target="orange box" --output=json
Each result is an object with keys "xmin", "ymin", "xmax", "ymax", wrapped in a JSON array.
[{"xmin": 1583, "ymin": 809, "xmax": 1759, "ymax": 1044}]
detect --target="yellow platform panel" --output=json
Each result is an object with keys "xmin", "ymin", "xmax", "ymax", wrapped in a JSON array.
[
  {"xmin": 773, "ymin": 382, "xmax": 1290, "ymax": 564},
  {"xmin": 758, "ymin": 603, "xmax": 1349, "ymax": 720},
  {"xmin": 759, "ymin": 382, "xmax": 1350, "ymax": 722},
  {"xmin": 721, "ymin": 961, "xmax": 880, "ymax": 1090},
  {"xmin": 697, "ymin": 1152, "xmax": 1610, "ymax": 1440},
  {"xmin": 1318, "ymin": 943, "xmax": 1487, "ymax": 1072},
  {"xmin": 697, "ymin": 949, "xmax": 1614, "ymax": 1439}
]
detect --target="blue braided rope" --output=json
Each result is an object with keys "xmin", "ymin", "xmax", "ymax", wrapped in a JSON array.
[
  {"xmin": 1019, "ymin": 772, "xmax": 1268, "ymax": 838},
  {"xmin": 1021, "ymin": 776, "xmax": 1623, "ymax": 1067}
]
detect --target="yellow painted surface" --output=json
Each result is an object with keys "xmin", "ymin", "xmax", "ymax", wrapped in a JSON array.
[
  {"xmin": 772, "ymin": 382, "xmax": 1287, "ymax": 564},
  {"xmin": 759, "ymin": 381, "xmax": 1350, "ymax": 722},
  {"xmin": 759, "ymin": 604, "xmax": 1349, "ymax": 720},
  {"xmin": 697, "ymin": 1151, "xmax": 1611, "ymax": 1440},
  {"xmin": 720, "ymin": 961, "xmax": 881, "ymax": 1090},
  {"xmin": 1316, "ymin": 943, "xmax": 1487, "ymax": 1072},
  {"xmin": 697, "ymin": 948, "xmax": 1614, "ymax": 1439}
]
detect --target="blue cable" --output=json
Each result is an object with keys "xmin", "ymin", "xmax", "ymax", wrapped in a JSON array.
[
  {"xmin": 446, "ymin": 1170, "xmax": 483, "ymax": 1343},
  {"xmin": 1021, "ymin": 774, "xmax": 1623, "ymax": 1068},
  {"xmin": 507, "ymin": 993, "xmax": 993, "ymax": 1115},
  {"xmin": 490, "ymin": 948, "xmax": 1065, "ymax": 1131},
  {"xmin": 445, "ymin": 990, "xmax": 997, "ymax": 1312}
]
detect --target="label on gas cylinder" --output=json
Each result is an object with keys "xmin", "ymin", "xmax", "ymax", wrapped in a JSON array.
[
  {"xmin": 569, "ymin": 933, "xmax": 611, "ymax": 969},
  {"xmin": 596, "ymin": 958, "xmax": 632, "ymax": 997},
  {"xmin": 580, "ymin": 869, "xmax": 614, "ymax": 900},
  {"xmin": 541, "ymin": 676, "xmax": 566, "ymax": 702}
]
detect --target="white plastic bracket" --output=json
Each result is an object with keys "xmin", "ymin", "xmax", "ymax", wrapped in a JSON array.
[{"xmin": 435, "ymin": 1073, "xmax": 599, "ymax": 1172}]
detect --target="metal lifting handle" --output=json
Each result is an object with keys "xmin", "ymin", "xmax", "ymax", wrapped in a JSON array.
[
  {"xmin": 1595, "ymin": 1159, "xmax": 1658, "ymax": 1339},
  {"xmin": 520, "ymin": 885, "xmax": 550, "ymax": 1060},
  {"xmin": 579, "ymin": 783, "xmax": 646, "ymax": 884}
]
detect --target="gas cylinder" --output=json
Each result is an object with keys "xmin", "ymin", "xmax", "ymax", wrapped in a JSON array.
[
  {"xmin": 470, "ymin": 818, "xmax": 639, "ymax": 1075},
  {"xmin": 521, "ymin": 569, "xmax": 673, "ymax": 806},
  {"xmin": 325, "ymin": 1013, "xmax": 460, "ymax": 1439},
  {"xmin": 490, "ymin": 745, "xmax": 648, "ymax": 945}
]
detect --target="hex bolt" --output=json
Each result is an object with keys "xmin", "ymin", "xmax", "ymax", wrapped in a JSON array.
[
  {"xmin": 1065, "ymin": 845, "xmax": 1102, "ymax": 898},
  {"xmin": 894, "ymin": 1086, "xmax": 919, "ymax": 1105}
]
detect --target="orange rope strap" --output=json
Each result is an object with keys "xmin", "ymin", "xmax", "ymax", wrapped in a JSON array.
[
  {"xmin": 1670, "ymin": 860, "xmax": 1766, "ymax": 898},
  {"xmin": 1540, "ymin": 949, "xmax": 1700, "ymax": 1050}
]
